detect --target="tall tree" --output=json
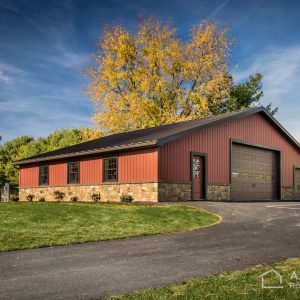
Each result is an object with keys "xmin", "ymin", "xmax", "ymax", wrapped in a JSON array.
[
  {"xmin": 0, "ymin": 136, "xmax": 34, "ymax": 185},
  {"xmin": 86, "ymin": 18, "xmax": 233, "ymax": 133},
  {"xmin": 227, "ymin": 72, "xmax": 277, "ymax": 115}
]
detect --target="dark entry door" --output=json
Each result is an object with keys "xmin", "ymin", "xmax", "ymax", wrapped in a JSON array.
[
  {"xmin": 231, "ymin": 143, "xmax": 278, "ymax": 201},
  {"xmin": 295, "ymin": 168, "xmax": 300, "ymax": 200},
  {"xmin": 192, "ymin": 155, "xmax": 205, "ymax": 200}
]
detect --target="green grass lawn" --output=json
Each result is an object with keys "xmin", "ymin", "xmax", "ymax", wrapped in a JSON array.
[
  {"xmin": 0, "ymin": 202, "xmax": 220, "ymax": 251},
  {"xmin": 105, "ymin": 258, "xmax": 300, "ymax": 300}
]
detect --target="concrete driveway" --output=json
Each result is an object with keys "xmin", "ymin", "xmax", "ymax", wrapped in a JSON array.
[{"xmin": 1, "ymin": 201, "xmax": 300, "ymax": 300}]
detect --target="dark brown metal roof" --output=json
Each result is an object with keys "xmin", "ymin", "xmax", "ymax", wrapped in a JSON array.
[{"xmin": 14, "ymin": 107, "xmax": 300, "ymax": 165}]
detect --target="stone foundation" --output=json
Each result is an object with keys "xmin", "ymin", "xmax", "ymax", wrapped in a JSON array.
[
  {"xmin": 19, "ymin": 182, "xmax": 194, "ymax": 203},
  {"xmin": 281, "ymin": 187, "xmax": 295, "ymax": 200},
  {"xmin": 19, "ymin": 182, "xmax": 159, "ymax": 202},
  {"xmin": 158, "ymin": 183, "xmax": 191, "ymax": 201},
  {"xmin": 21, "ymin": 182, "xmax": 294, "ymax": 202},
  {"xmin": 207, "ymin": 184, "xmax": 231, "ymax": 201}
]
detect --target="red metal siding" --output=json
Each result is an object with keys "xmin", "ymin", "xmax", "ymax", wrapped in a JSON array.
[
  {"xmin": 159, "ymin": 113, "xmax": 300, "ymax": 186},
  {"xmin": 19, "ymin": 148, "xmax": 159, "ymax": 187},
  {"xmin": 118, "ymin": 148, "xmax": 158, "ymax": 182},
  {"xmin": 80, "ymin": 157, "xmax": 102, "ymax": 184},
  {"xmin": 49, "ymin": 162, "xmax": 67, "ymax": 186},
  {"xmin": 19, "ymin": 166, "xmax": 39, "ymax": 187}
]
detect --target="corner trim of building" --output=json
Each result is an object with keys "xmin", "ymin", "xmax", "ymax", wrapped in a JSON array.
[{"xmin": 294, "ymin": 165, "xmax": 300, "ymax": 188}]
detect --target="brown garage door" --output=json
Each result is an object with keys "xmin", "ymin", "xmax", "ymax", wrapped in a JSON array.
[
  {"xmin": 295, "ymin": 168, "xmax": 300, "ymax": 200},
  {"xmin": 231, "ymin": 143, "xmax": 278, "ymax": 201}
]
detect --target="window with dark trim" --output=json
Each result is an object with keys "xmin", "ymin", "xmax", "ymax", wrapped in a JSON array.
[
  {"xmin": 68, "ymin": 161, "xmax": 80, "ymax": 184},
  {"xmin": 39, "ymin": 165, "xmax": 49, "ymax": 185},
  {"xmin": 103, "ymin": 157, "xmax": 117, "ymax": 181}
]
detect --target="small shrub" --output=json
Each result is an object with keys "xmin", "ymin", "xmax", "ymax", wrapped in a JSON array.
[
  {"xmin": 39, "ymin": 197, "xmax": 46, "ymax": 202},
  {"xmin": 71, "ymin": 196, "xmax": 78, "ymax": 202},
  {"xmin": 120, "ymin": 193, "xmax": 133, "ymax": 203},
  {"xmin": 53, "ymin": 190, "xmax": 65, "ymax": 201},
  {"xmin": 91, "ymin": 193, "xmax": 100, "ymax": 203},
  {"xmin": 10, "ymin": 195, "xmax": 19, "ymax": 202},
  {"xmin": 26, "ymin": 194, "xmax": 34, "ymax": 202}
]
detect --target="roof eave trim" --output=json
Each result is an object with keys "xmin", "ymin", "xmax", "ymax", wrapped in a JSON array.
[
  {"xmin": 261, "ymin": 108, "xmax": 300, "ymax": 149},
  {"xmin": 13, "ymin": 140, "xmax": 158, "ymax": 166}
]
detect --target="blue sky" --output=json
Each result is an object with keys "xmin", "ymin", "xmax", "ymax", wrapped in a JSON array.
[{"xmin": 1, "ymin": 0, "xmax": 300, "ymax": 144}]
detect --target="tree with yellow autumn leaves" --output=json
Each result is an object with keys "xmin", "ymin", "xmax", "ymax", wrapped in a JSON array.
[{"xmin": 86, "ymin": 17, "xmax": 270, "ymax": 134}]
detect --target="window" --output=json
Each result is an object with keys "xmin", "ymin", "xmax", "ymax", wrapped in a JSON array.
[
  {"xmin": 104, "ymin": 157, "xmax": 117, "ymax": 181},
  {"xmin": 68, "ymin": 161, "xmax": 79, "ymax": 184},
  {"xmin": 39, "ymin": 165, "xmax": 49, "ymax": 185},
  {"xmin": 232, "ymin": 172, "xmax": 240, "ymax": 178},
  {"xmin": 255, "ymin": 173, "xmax": 264, "ymax": 180},
  {"xmin": 192, "ymin": 158, "xmax": 200, "ymax": 179}
]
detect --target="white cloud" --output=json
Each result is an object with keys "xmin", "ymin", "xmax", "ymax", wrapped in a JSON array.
[
  {"xmin": 0, "ymin": 2, "xmax": 93, "ymax": 144},
  {"xmin": 233, "ymin": 45, "xmax": 300, "ymax": 142},
  {"xmin": 48, "ymin": 46, "xmax": 90, "ymax": 69},
  {"xmin": 0, "ymin": 1, "xmax": 19, "ymax": 14},
  {"xmin": 210, "ymin": 0, "xmax": 230, "ymax": 18},
  {"xmin": 0, "ymin": 61, "xmax": 92, "ymax": 144},
  {"xmin": 0, "ymin": 63, "xmax": 27, "ymax": 84},
  {"xmin": 0, "ymin": 71, "xmax": 11, "ymax": 83}
]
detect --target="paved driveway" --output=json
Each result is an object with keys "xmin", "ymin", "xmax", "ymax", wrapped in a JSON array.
[{"xmin": 1, "ymin": 201, "xmax": 300, "ymax": 300}]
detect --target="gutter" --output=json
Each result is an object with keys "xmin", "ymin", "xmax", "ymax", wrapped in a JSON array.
[{"xmin": 13, "ymin": 140, "xmax": 158, "ymax": 166}]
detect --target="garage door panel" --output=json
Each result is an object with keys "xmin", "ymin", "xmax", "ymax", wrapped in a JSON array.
[
  {"xmin": 233, "ymin": 163, "xmax": 253, "ymax": 172},
  {"xmin": 231, "ymin": 144, "xmax": 278, "ymax": 201},
  {"xmin": 242, "ymin": 182, "xmax": 252, "ymax": 189},
  {"xmin": 255, "ymin": 164, "xmax": 265, "ymax": 172},
  {"xmin": 255, "ymin": 156, "xmax": 266, "ymax": 163}
]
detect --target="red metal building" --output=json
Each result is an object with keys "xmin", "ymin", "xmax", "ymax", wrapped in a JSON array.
[{"xmin": 15, "ymin": 107, "xmax": 300, "ymax": 202}]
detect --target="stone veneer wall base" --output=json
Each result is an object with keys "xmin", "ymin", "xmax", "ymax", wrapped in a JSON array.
[
  {"xmin": 158, "ymin": 183, "xmax": 191, "ymax": 202},
  {"xmin": 19, "ymin": 182, "xmax": 159, "ymax": 202},
  {"xmin": 19, "ymin": 182, "xmax": 193, "ymax": 203},
  {"xmin": 207, "ymin": 184, "xmax": 231, "ymax": 201},
  {"xmin": 20, "ymin": 183, "xmax": 295, "ymax": 202},
  {"xmin": 207, "ymin": 185, "xmax": 296, "ymax": 201},
  {"xmin": 281, "ymin": 187, "xmax": 295, "ymax": 201}
]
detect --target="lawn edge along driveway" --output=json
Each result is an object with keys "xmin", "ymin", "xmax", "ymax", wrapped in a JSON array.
[
  {"xmin": 0, "ymin": 202, "xmax": 221, "ymax": 252},
  {"xmin": 103, "ymin": 258, "xmax": 300, "ymax": 300}
]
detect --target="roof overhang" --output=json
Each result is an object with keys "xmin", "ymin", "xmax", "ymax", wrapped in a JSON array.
[{"xmin": 13, "ymin": 140, "xmax": 158, "ymax": 166}]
